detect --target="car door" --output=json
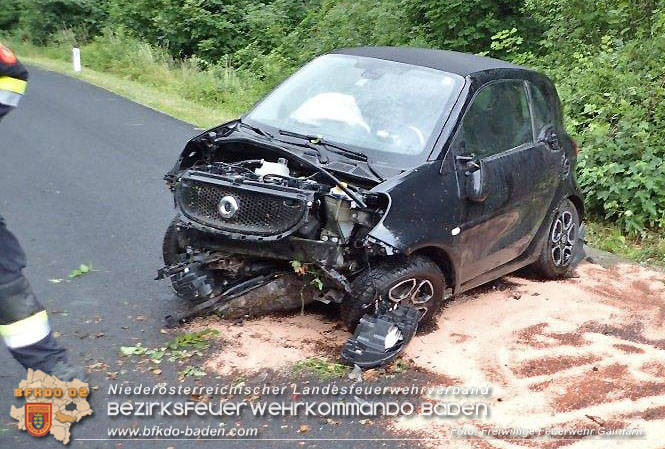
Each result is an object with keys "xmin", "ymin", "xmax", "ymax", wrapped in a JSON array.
[{"xmin": 454, "ymin": 80, "xmax": 562, "ymax": 282}]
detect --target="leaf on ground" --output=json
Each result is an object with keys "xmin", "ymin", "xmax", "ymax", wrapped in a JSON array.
[
  {"xmin": 68, "ymin": 263, "xmax": 96, "ymax": 278},
  {"xmin": 179, "ymin": 365, "xmax": 206, "ymax": 378},
  {"xmin": 167, "ymin": 329, "xmax": 219, "ymax": 351},
  {"xmin": 120, "ymin": 344, "xmax": 147, "ymax": 356}
]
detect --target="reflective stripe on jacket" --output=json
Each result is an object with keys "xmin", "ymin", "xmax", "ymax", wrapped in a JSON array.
[{"xmin": 0, "ymin": 43, "xmax": 28, "ymax": 110}]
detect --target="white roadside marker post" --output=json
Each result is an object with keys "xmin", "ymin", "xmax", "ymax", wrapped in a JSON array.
[{"xmin": 72, "ymin": 47, "xmax": 81, "ymax": 72}]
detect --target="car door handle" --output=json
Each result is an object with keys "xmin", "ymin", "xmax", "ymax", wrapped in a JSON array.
[
  {"xmin": 465, "ymin": 161, "xmax": 481, "ymax": 173},
  {"xmin": 456, "ymin": 154, "xmax": 480, "ymax": 173}
]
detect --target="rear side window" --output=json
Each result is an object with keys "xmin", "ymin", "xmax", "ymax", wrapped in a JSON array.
[
  {"xmin": 461, "ymin": 81, "xmax": 532, "ymax": 157},
  {"xmin": 528, "ymin": 82, "xmax": 554, "ymax": 136}
]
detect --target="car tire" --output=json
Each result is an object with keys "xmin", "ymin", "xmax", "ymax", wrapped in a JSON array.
[
  {"xmin": 162, "ymin": 219, "xmax": 182, "ymax": 266},
  {"xmin": 531, "ymin": 198, "xmax": 581, "ymax": 278},
  {"xmin": 162, "ymin": 219, "xmax": 204, "ymax": 302},
  {"xmin": 340, "ymin": 255, "xmax": 446, "ymax": 332}
]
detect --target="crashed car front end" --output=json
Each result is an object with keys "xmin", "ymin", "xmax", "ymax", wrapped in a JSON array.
[
  {"xmin": 159, "ymin": 124, "xmax": 390, "ymax": 308},
  {"xmin": 158, "ymin": 124, "xmax": 416, "ymax": 365}
]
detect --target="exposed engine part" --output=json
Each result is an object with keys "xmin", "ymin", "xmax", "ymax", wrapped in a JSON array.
[
  {"xmin": 340, "ymin": 303, "xmax": 420, "ymax": 368},
  {"xmin": 170, "ymin": 263, "xmax": 216, "ymax": 300},
  {"xmin": 255, "ymin": 157, "xmax": 290, "ymax": 178},
  {"xmin": 321, "ymin": 193, "xmax": 355, "ymax": 243},
  {"xmin": 317, "ymin": 265, "xmax": 353, "ymax": 295}
]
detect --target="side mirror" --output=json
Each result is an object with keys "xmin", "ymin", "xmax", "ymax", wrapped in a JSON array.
[{"xmin": 465, "ymin": 158, "xmax": 489, "ymax": 202}]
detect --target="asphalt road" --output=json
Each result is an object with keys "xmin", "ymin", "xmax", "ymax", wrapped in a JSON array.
[{"xmin": 0, "ymin": 68, "xmax": 419, "ymax": 449}]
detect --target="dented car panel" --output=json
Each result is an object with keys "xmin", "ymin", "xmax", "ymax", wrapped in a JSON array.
[{"xmin": 159, "ymin": 47, "xmax": 585, "ymax": 367}]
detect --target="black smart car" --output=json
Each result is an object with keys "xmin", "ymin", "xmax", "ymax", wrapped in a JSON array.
[{"xmin": 159, "ymin": 47, "xmax": 585, "ymax": 366}]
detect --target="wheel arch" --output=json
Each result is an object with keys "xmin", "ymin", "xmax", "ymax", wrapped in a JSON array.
[
  {"xmin": 410, "ymin": 246, "xmax": 457, "ymax": 293},
  {"xmin": 567, "ymin": 194, "xmax": 585, "ymax": 221}
]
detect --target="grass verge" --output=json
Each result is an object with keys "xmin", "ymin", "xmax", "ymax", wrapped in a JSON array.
[
  {"xmin": 586, "ymin": 221, "xmax": 665, "ymax": 269},
  {"xmin": 6, "ymin": 31, "xmax": 264, "ymax": 128},
  {"xmin": 18, "ymin": 53, "xmax": 229, "ymax": 128}
]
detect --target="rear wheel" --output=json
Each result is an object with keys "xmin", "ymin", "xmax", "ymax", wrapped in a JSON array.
[
  {"xmin": 531, "ymin": 198, "xmax": 580, "ymax": 278},
  {"xmin": 340, "ymin": 256, "xmax": 445, "ymax": 332}
]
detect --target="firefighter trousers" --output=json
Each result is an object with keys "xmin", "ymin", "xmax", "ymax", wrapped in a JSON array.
[{"xmin": 0, "ymin": 215, "xmax": 67, "ymax": 372}]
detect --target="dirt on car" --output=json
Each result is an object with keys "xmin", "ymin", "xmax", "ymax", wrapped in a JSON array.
[{"xmin": 186, "ymin": 259, "xmax": 665, "ymax": 448}]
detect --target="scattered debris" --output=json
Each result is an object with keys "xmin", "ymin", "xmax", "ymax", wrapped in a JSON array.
[
  {"xmin": 348, "ymin": 365, "xmax": 363, "ymax": 382},
  {"xmin": 119, "ymin": 329, "xmax": 218, "ymax": 376},
  {"xmin": 49, "ymin": 263, "xmax": 97, "ymax": 283},
  {"xmin": 292, "ymin": 358, "xmax": 350, "ymax": 380},
  {"xmin": 341, "ymin": 304, "xmax": 419, "ymax": 368}
]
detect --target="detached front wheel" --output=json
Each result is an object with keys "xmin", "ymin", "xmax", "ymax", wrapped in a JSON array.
[{"xmin": 340, "ymin": 256, "xmax": 445, "ymax": 332}]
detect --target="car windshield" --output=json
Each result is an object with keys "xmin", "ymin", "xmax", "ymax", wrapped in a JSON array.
[{"xmin": 246, "ymin": 54, "xmax": 464, "ymax": 161}]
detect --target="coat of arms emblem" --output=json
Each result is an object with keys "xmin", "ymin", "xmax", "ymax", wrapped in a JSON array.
[{"xmin": 25, "ymin": 403, "xmax": 52, "ymax": 437}]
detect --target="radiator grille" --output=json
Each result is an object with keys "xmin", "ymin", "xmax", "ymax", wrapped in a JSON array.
[{"xmin": 177, "ymin": 177, "xmax": 308, "ymax": 237}]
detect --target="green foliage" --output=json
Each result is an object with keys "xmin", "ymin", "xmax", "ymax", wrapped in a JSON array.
[
  {"xmin": 412, "ymin": 0, "xmax": 536, "ymax": 54},
  {"xmin": 166, "ymin": 329, "xmax": 219, "ymax": 351},
  {"xmin": 179, "ymin": 365, "xmax": 207, "ymax": 378},
  {"xmin": 586, "ymin": 221, "xmax": 665, "ymax": 267},
  {"xmin": 69, "ymin": 262, "xmax": 94, "ymax": 278},
  {"xmin": 523, "ymin": 0, "xmax": 661, "ymax": 50},
  {"xmin": 0, "ymin": 0, "xmax": 22, "ymax": 31},
  {"xmin": 106, "ymin": 0, "xmax": 247, "ymax": 61},
  {"xmin": 120, "ymin": 329, "xmax": 218, "ymax": 378},
  {"xmin": 14, "ymin": 0, "xmax": 107, "ymax": 44},
  {"xmin": 292, "ymin": 357, "xmax": 350, "ymax": 380},
  {"xmin": 543, "ymin": 32, "xmax": 665, "ymax": 233}
]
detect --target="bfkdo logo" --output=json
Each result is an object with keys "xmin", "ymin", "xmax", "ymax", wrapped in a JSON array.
[
  {"xmin": 10, "ymin": 370, "xmax": 93, "ymax": 444},
  {"xmin": 25, "ymin": 403, "xmax": 52, "ymax": 437}
]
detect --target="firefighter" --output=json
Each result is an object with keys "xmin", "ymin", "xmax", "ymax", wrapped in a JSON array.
[{"xmin": 0, "ymin": 42, "xmax": 84, "ymax": 381}]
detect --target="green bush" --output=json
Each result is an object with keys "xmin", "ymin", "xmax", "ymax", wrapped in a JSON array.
[
  {"xmin": 534, "ymin": 25, "xmax": 665, "ymax": 233},
  {"xmin": 15, "ymin": 0, "xmax": 107, "ymax": 44},
  {"xmin": 561, "ymin": 40, "xmax": 665, "ymax": 233},
  {"xmin": 0, "ymin": 0, "xmax": 22, "ymax": 31}
]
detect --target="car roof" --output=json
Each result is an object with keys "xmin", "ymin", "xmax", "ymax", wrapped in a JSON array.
[{"xmin": 331, "ymin": 46, "xmax": 528, "ymax": 77}]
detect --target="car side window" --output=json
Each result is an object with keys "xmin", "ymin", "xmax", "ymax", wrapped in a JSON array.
[
  {"xmin": 528, "ymin": 82, "xmax": 553, "ymax": 136},
  {"xmin": 460, "ymin": 81, "xmax": 533, "ymax": 157}
]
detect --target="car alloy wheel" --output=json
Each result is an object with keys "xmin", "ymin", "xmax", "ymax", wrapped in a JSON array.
[
  {"xmin": 341, "ymin": 255, "xmax": 445, "ymax": 332},
  {"xmin": 387, "ymin": 278, "xmax": 434, "ymax": 320},
  {"xmin": 550, "ymin": 209, "xmax": 576, "ymax": 267}
]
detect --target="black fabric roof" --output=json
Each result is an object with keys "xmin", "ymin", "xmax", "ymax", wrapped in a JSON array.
[{"xmin": 331, "ymin": 46, "xmax": 526, "ymax": 76}]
